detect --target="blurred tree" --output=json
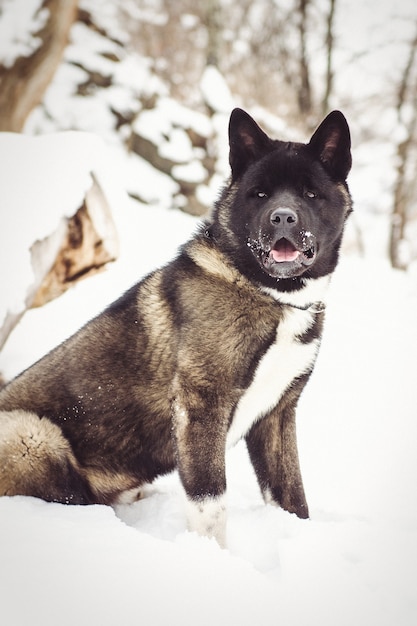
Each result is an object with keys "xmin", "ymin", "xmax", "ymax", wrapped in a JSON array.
[
  {"xmin": 118, "ymin": 0, "xmax": 338, "ymax": 125},
  {"xmin": 322, "ymin": 0, "xmax": 336, "ymax": 115},
  {"xmin": 222, "ymin": 0, "xmax": 339, "ymax": 124},
  {"xmin": 297, "ymin": 0, "xmax": 312, "ymax": 115},
  {"xmin": 204, "ymin": 0, "xmax": 222, "ymax": 67},
  {"xmin": 389, "ymin": 22, "xmax": 417, "ymax": 269},
  {"xmin": 0, "ymin": 0, "xmax": 78, "ymax": 131}
]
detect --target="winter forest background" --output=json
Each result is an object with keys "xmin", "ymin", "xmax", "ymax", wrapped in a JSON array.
[
  {"xmin": 1, "ymin": 1, "xmax": 417, "ymax": 626},
  {"xmin": 2, "ymin": 0, "xmax": 417, "ymax": 268}
]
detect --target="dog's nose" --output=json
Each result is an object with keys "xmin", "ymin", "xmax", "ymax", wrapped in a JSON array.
[{"xmin": 270, "ymin": 208, "xmax": 298, "ymax": 225}]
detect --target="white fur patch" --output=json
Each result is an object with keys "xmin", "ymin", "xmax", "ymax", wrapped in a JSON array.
[
  {"xmin": 262, "ymin": 275, "xmax": 330, "ymax": 308},
  {"xmin": 185, "ymin": 494, "xmax": 227, "ymax": 547},
  {"xmin": 116, "ymin": 486, "xmax": 143, "ymax": 504},
  {"xmin": 263, "ymin": 487, "xmax": 274, "ymax": 504},
  {"xmin": 172, "ymin": 397, "xmax": 188, "ymax": 428},
  {"xmin": 226, "ymin": 306, "xmax": 320, "ymax": 448}
]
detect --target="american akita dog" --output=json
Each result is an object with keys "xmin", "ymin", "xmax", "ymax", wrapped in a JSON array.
[{"xmin": 0, "ymin": 108, "xmax": 352, "ymax": 546}]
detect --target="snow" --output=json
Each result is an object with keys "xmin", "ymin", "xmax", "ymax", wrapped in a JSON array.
[
  {"xmin": 0, "ymin": 0, "xmax": 47, "ymax": 68},
  {"xmin": 201, "ymin": 65, "xmax": 235, "ymax": 113},
  {"xmin": 0, "ymin": 131, "xmax": 122, "ymax": 328},
  {"xmin": 1, "ymin": 1, "xmax": 417, "ymax": 624},
  {"xmin": 335, "ymin": 0, "xmax": 417, "ymax": 101},
  {"xmin": 132, "ymin": 96, "xmax": 212, "ymax": 164},
  {"xmin": 172, "ymin": 159, "xmax": 207, "ymax": 184}
]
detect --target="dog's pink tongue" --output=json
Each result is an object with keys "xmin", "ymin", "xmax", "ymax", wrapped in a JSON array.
[{"xmin": 271, "ymin": 241, "xmax": 300, "ymax": 262}]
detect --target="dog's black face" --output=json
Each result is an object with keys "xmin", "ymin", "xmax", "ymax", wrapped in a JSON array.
[
  {"xmin": 236, "ymin": 147, "xmax": 351, "ymax": 281},
  {"xmin": 214, "ymin": 109, "xmax": 352, "ymax": 290}
]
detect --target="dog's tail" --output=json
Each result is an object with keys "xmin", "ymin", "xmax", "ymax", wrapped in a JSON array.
[{"xmin": 0, "ymin": 410, "xmax": 94, "ymax": 504}]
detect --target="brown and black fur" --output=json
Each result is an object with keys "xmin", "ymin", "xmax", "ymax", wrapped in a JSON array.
[{"xmin": 0, "ymin": 108, "xmax": 352, "ymax": 544}]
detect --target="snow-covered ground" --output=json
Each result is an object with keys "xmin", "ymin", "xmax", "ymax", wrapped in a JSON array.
[{"xmin": 1, "ymin": 169, "xmax": 417, "ymax": 625}]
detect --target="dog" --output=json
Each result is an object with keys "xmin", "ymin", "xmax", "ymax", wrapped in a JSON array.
[{"xmin": 0, "ymin": 108, "xmax": 352, "ymax": 546}]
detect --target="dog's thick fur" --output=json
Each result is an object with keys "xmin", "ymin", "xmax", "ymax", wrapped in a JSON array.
[{"xmin": 0, "ymin": 108, "xmax": 352, "ymax": 546}]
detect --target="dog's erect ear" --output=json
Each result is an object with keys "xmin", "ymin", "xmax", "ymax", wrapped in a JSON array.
[
  {"xmin": 228, "ymin": 108, "xmax": 272, "ymax": 181},
  {"xmin": 308, "ymin": 110, "xmax": 352, "ymax": 181}
]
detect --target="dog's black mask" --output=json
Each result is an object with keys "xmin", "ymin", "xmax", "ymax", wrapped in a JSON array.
[{"xmin": 215, "ymin": 108, "xmax": 352, "ymax": 289}]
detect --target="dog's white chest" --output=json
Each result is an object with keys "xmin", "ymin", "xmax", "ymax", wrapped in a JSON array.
[{"xmin": 226, "ymin": 308, "xmax": 319, "ymax": 447}]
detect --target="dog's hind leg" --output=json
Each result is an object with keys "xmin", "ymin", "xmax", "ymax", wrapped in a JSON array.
[{"xmin": 0, "ymin": 410, "xmax": 94, "ymax": 504}]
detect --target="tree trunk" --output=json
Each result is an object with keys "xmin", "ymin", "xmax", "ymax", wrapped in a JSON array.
[
  {"xmin": 322, "ymin": 0, "xmax": 336, "ymax": 115},
  {"xmin": 389, "ymin": 21, "xmax": 417, "ymax": 269},
  {"xmin": 390, "ymin": 139, "xmax": 410, "ymax": 269},
  {"xmin": 204, "ymin": 0, "xmax": 222, "ymax": 67},
  {"xmin": 0, "ymin": 0, "xmax": 78, "ymax": 132},
  {"xmin": 297, "ymin": 0, "xmax": 312, "ymax": 115}
]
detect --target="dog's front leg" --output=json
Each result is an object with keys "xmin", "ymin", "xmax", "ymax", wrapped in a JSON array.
[
  {"xmin": 173, "ymin": 397, "xmax": 228, "ymax": 547},
  {"xmin": 245, "ymin": 401, "xmax": 309, "ymax": 519}
]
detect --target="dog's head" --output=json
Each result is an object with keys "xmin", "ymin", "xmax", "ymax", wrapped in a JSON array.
[{"xmin": 213, "ymin": 108, "xmax": 352, "ymax": 290}]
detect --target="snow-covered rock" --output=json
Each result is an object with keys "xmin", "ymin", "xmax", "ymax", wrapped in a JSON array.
[
  {"xmin": 201, "ymin": 65, "xmax": 235, "ymax": 114},
  {"xmin": 0, "ymin": 132, "xmax": 121, "ymax": 350},
  {"xmin": 129, "ymin": 97, "xmax": 218, "ymax": 215}
]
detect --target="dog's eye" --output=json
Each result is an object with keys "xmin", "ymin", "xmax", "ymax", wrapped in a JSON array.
[
  {"xmin": 304, "ymin": 190, "xmax": 317, "ymax": 199},
  {"xmin": 256, "ymin": 191, "xmax": 268, "ymax": 199}
]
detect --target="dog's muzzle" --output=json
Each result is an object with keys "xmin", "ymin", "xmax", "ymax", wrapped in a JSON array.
[{"xmin": 247, "ymin": 208, "xmax": 317, "ymax": 279}]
